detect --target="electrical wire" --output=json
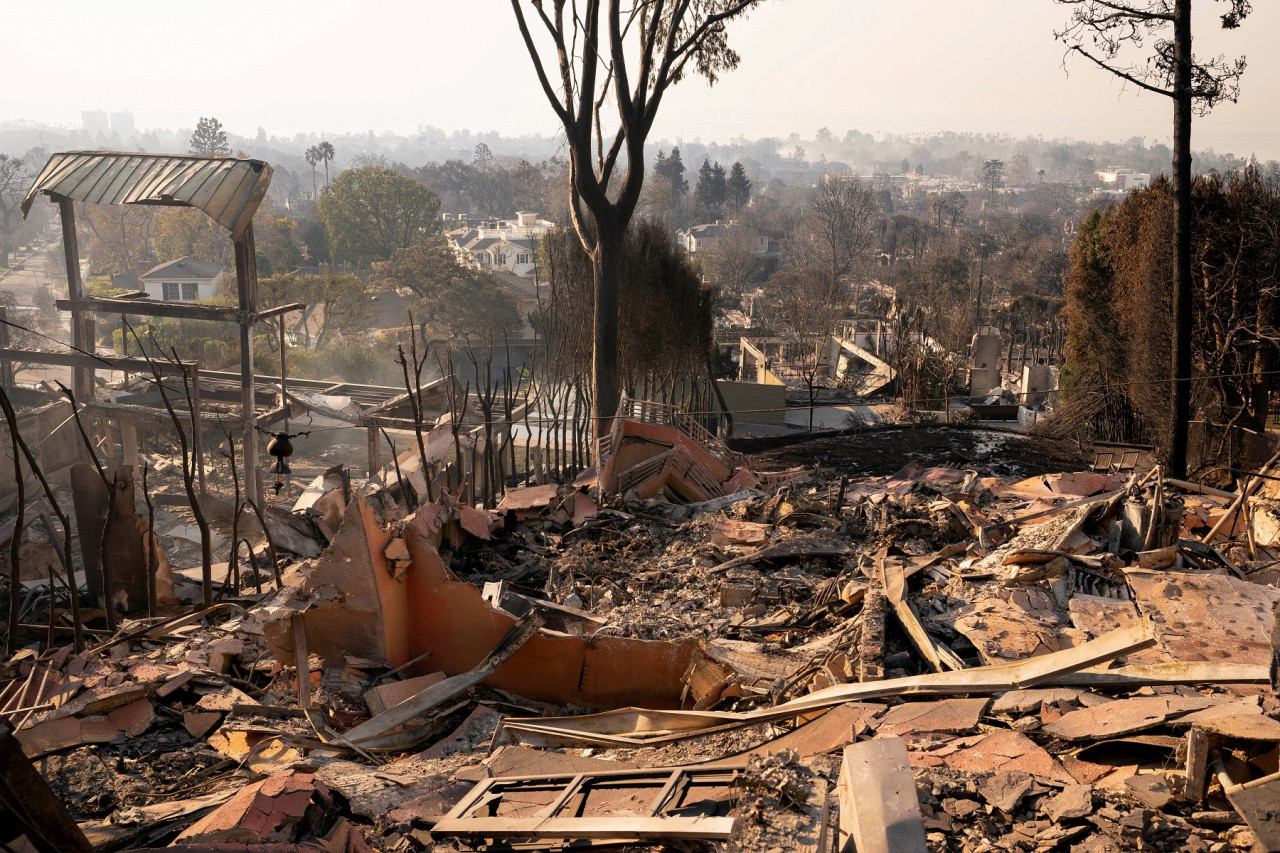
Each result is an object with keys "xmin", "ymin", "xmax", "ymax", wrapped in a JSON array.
[{"xmin": 5, "ymin": 314, "xmax": 1280, "ymax": 426}]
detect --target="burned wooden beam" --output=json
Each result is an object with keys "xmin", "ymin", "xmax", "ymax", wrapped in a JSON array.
[
  {"xmin": 837, "ymin": 738, "xmax": 927, "ymax": 853},
  {"xmin": 0, "ymin": 724, "xmax": 95, "ymax": 853},
  {"xmin": 0, "ymin": 348, "xmax": 194, "ymax": 377},
  {"xmin": 55, "ymin": 296, "xmax": 242, "ymax": 323}
]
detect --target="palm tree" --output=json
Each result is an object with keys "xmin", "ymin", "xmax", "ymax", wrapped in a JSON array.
[
  {"xmin": 305, "ymin": 145, "xmax": 320, "ymax": 199},
  {"xmin": 317, "ymin": 141, "xmax": 335, "ymax": 187}
]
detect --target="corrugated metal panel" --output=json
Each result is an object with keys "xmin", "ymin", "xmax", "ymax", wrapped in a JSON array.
[
  {"xmin": 715, "ymin": 380, "xmax": 787, "ymax": 425},
  {"xmin": 21, "ymin": 151, "xmax": 273, "ymax": 238}
]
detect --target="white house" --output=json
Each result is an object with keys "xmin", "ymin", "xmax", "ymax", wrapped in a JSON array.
[
  {"xmin": 446, "ymin": 210, "xmax": 553, "ymax": 277},
  {"xmin": 141, "ymin": 257, "xmax": 227, "ymax": 303},
  {"xmin": 677, "ymin": 221, "xmax": 770, "ymax": 255},
  {"xmin": 1096, "ymin": 169, "xmax": 1151, "ymax": 191}
]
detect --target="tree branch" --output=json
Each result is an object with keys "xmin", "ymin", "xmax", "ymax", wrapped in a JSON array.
[
  {"xmin": 1057, "ymin": 0, "xmax": 1174, "ymax": 21},
  {"xmin": 510, "ymin": 0, "xmax": 573, "ymax": 124},
  {"xmin": 1067, "ymin": 44, "xmax": 1175, "ymax": 98}
]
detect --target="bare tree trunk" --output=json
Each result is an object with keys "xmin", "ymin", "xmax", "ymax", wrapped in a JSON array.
[
  {"xmin": 0, "ymin": 388, "xmax": 83, "ymax": 650},
  {"xmin": 592, "ymin": 232, "xmax": 623, "ymax": 453},
  {"xmin": 1169, "ymin": 0, "xmax": 1193, "ymax": 478}
]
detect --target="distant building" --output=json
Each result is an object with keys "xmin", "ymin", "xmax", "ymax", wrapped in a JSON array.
[
  {"xmin": 109, "ymin": 111, "xmax": 136, "ymax": 136},
  {"xmin": 1233, "ymin": 153, "xmax": 1260, "ymax": 175},
  {"xmin": 1096, "ymin": 169, "xmax": 1150, "ymax": 191},
  {"xmin": 141, "ymin": 257, "xmax": 226, "ymax": 303},
  {"xmin": 677, "ymin": 221, "xmax": 770, "ymax": 255},
  {"xmin": 446, "ymin": 210, "xmax": 553, "ymax": 277},
  {"xmin": 82, "ymin": 110, "xmax": 109, "ymax": 134}
]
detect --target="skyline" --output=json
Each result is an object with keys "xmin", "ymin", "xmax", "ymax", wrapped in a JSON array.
[{"xmin": 5, "ymin": 1, "xmax": 1277, "ymax": 160}]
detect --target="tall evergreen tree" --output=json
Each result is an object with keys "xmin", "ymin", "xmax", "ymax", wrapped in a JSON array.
[
  {"xmin": 654, "ymin": 146, "xmax": 688, "ymax": 199},
  {"xmin": 189, "ymin": 116, "xmax": 230, "ymax": 155},
  {"xmin": 695, "ymin": 158, "xmax": 725, "ymax": 221},
  {"xmin": 725, "ymin": 161, "xmax": 752, "ymax": 210},
  {"xmin": 711, "ymin": 162, "xmax": 727, "ymax": 208}
]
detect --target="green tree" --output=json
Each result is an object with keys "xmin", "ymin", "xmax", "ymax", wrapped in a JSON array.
[
  {"xmin": 189, "ymin": 116, "xmax": 230, "ymax": 155},
  {"xmin": 152, "ymin": 208, "xmax": 229, "ymax": 265},
  {"xmin": 374, "ymin": 236, "xmax": 520, "ymax": 341},
  {"xmin": 260, "ymin": 272, "xmax": 373, "ymax": 347},
  {"xmin": 318, "ymin": 166, "xmax": 441, "ymax": 267},
  {"xmin": 252, "ymin": 202, "xmax": 303, "ymax": 273},
  {"xmin": 725, "ymin": 161, "xmax": 752, "ymax": 211},
  {"xmin": 694, "ymin": 159, "xmax": 727, "ymax": 221},
  {"xmin": 653, "ymin": 147, "xmax": 689, "ymax": 200},
  {"xmin": 81, "ymin": 205, "xmax": 157, "ymax": 275},
  {"xmin": 509, "ymin": 0, "xmax": 766, "ymax": 436}
]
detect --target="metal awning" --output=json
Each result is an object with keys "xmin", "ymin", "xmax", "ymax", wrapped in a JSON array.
[{"xmin": 21, "ymin": 151, "xmax": 273, "ymax": 238}]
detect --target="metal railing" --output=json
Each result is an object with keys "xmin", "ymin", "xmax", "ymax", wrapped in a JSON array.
[{"xmin": 614, "ymin": 394, "xmax": 744, "ymax": 468}]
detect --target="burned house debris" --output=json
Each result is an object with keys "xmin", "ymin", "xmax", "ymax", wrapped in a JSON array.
[{"xmin": 2, "ymin": 151, "xmax": 1280, "ymax": 853}]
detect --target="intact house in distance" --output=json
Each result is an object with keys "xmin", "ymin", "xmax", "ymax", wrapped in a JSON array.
[
  {"xmin": 677, "ymin": 220, "xmax": 771, "ymax": 256},
  {"xmin": 140, "ymin": 256, "xmax": 227, "ymax": 303},
  {"xmin": 446, "ymin": 210, "xmax": 553, "ymax": 278}
]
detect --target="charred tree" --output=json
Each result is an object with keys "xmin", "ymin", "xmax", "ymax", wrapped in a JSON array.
[
  {"xmin": 509, "ymin": 0, "xmax": 765, "ymax": 445},
  {"xmin": 1056, "ymin": 0, "xmax": 1251, "ymax": 477}
]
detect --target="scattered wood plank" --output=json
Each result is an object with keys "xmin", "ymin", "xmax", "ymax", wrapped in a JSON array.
[
  {"xmin": 876, "ymin": 551, "xmax": 965, "ymax": 672},
  {"xmin": 981, "ymin": 489, "xmax": 1125, "ymax": 537},
  {"xmin": 1185, "ymin": 727, "xmax": 1209, "ymax": 804},
  {"xmin": 709, "ymin": 536, "xmax": 852, "ymax": 574},
  {"xmin": 496, "ymin": 619, "xmax": 1157, "ymax": 748},
  {"xmin": 837, "ymin": 738, "xmax": 927, "ymax": 853},
  {"xmin": 291, "ymin": 613, "xmax": 311, "ymax": 710},
  {"xmin": 1219, "ymin": 767, "xmax": 1280, "ymax": 852}
]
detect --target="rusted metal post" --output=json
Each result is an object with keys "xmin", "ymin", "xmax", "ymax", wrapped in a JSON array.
[
  {"xmin": 56, "ymin": 196, "xmax": 94, "ymax": 403},
  {"xmin": 234, "ymin": 226, "xmax": 261, "ymax": 507},
  {"xmin": 278, "ymin": 313, "xmax": 289, "ymax": 435},
  {"xmin": 119, "ymin": 313, "xmax": 129, "ymax": 387}
]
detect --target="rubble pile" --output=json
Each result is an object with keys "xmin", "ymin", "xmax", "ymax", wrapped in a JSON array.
[{"xmin": 3, "ymin": 415, "xmax": 1280, "ymax": 853}]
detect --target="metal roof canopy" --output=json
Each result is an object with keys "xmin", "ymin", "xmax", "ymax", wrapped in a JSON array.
[
  {"xmin": 21, "ymin": 151, "xmax": 273, "ymax": 238},
  {"xmin": 9, "ymin": 150, "xmax": 277, "ymax": 513}
]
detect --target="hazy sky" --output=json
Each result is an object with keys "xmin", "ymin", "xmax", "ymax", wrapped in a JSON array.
[{"xmin": 6, "ymin": 0, "xmax": 1277, "ymax": 158}]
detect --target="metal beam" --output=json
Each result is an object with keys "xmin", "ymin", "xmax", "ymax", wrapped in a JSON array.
[
  {"xmin": 56, "ymin": 197, "xmax": 94, "ymax": 401},
  {"xmin": 234, "ymin": 227, "xmax": 261, "ymax": 507},
  {"xmin": 257, "ymin": 302, "xmax": 307, "ymax": 321},
  {"xmin": 55, "ymin": 297, "xmax": 241, "ymax": 323},
  {"xmin": 0, "ymin": 348, "xmax": 195, "ymax": 377}
]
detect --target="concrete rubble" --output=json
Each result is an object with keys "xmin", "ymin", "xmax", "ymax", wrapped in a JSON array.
[{"xmin": 3, "ymin": 416, "xmax": 1280, "ymax": 853}]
